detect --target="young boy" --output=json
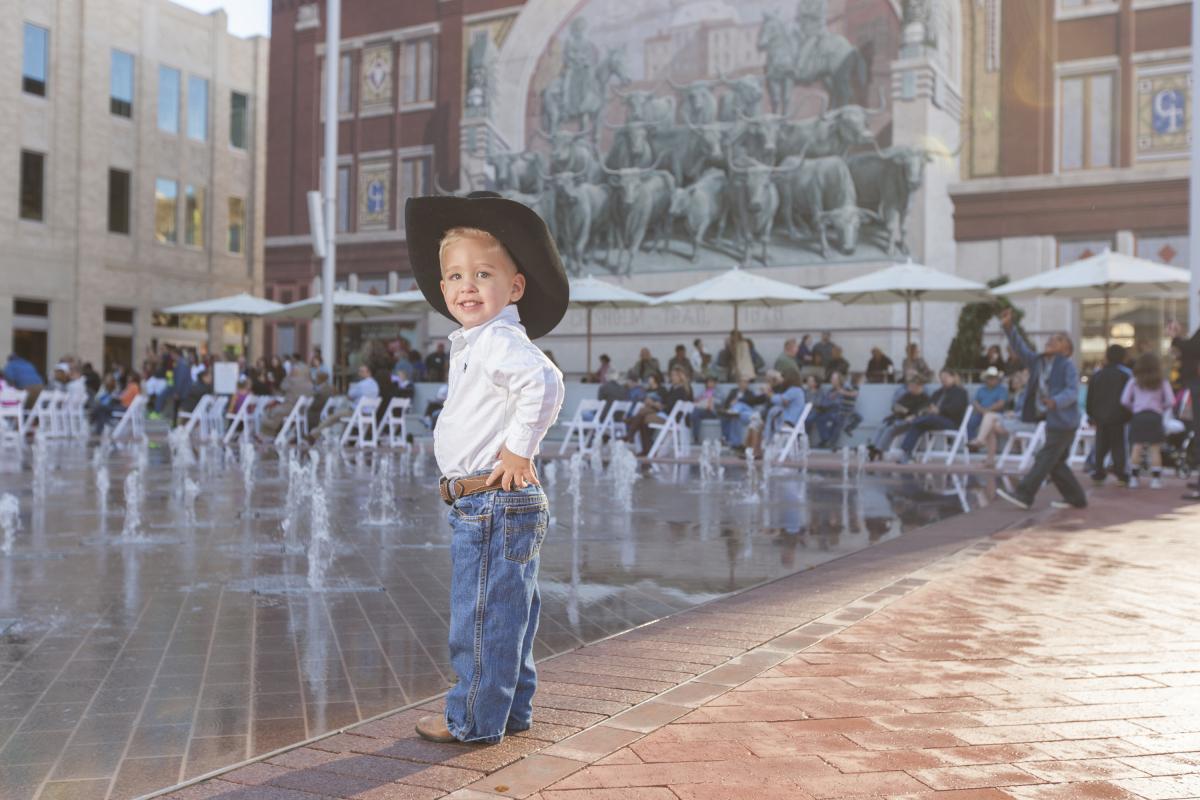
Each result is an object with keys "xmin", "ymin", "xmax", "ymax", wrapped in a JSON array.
[{"xmin": 405, "ymin": 191, "xmax": 568, "ymax": 744}]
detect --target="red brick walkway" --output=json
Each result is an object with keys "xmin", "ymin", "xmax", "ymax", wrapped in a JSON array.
[
  {"xmin": 532, "ymin": 487, "xmax": 1200, "ymax": 800},
  {"xmin": 156, "ymin": 483, "xmax": 1200, "ymax": 800}
]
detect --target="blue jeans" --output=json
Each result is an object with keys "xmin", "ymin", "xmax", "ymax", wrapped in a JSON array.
[
  {"xmin": 691, "ymin": 408, "xmax": 718, "ymax": 443},
  {"xmin": 872, "ymin": 418, "xmax": 913, "ymax": 452},
  {"xmin": 900, "ymin": 414, "xmax": 956, "ymax": 455},
  {"xmin": 813, "ymin": 410, "xmax": 861, "ymax": 448},
  {"xmin": 444, "ymin": 478, "xmax": 548, "ymax": 744}
]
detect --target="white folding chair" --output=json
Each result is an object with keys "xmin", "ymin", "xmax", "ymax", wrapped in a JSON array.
[
  {"xmin": 111, "ymin": 394, "xmax": 148, "ymax": 441},
  {"xmin": 647, "ymin": 401, "xmax": 694, "ymax": 459},
  {"xmin": 773, "ymin": 402, "xmax": 813, "ymax": 464},
  {"xmin": 178, "ymin": 394, "xmax": 213, "ymax": 439},
  {"xmin": 25, "ymin": 391, "xmax": 54, "ymax": 437},
  {"xmin": 339, "ymin": 396, "xmax": 381, "ymax": 448},
  {"xmin": 557, "ymin": 399, "xmax": 607, "ymax": 454},
  {"xmin": 1067, "ymin": 414, "xmax": 1094, "ymax": 468},
  {"xmin": 997, "ymin": 421, "xmax": 1046, "ymax": 472},
  {"xmin": 274, "ymin": 395, "xmax": 313, "ymax": 447},
  {"xmin": 595, "ymin": 399, "xmax": 633, "ymax": 446},
  {"xmin": 611, "ymin": 401, "xmax": 640, "ymax": 442},
  {"xmin": 65, "ymin": 392, "xmax": 88, "ymax": 438},
  {"xmin": 920, "ymin": 410, "xmax": 975, "ymax": 466},
  {"xmin": 204, "ymin": 394, "xmax": 228, "ymax": 440},
  {"xmin": 44, "ymin": 391, "xmax": 70, "ymax": 438},
  {"xmin": 381, "ymin": 397, "xmax": 411, "ymax": 448},
  {"xmin": 0, "ymin": 389, "xmax": 27, "ymax": 442},
  {"xmin": 224, "ymin": 395, "xmax": 265, "ymax": 444}
]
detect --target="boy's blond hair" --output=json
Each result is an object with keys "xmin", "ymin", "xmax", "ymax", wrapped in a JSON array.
[{"xmin": 438, "ymin": 227, "xmax": 517, "ymax": 269}]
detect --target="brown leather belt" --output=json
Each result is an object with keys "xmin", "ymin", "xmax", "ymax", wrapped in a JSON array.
[{"xmin": 439, "ymin": 474, "xmax": 502, "ymax": 506}]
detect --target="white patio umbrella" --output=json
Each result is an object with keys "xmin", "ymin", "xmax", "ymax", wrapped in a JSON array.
[
  {"xmin": 652, "ymin": 265, "xmax": 828, "ymax": 330},
  {"xmin": 265, "ymin": 290, "xmax": 398, "ymax": 379},
  {"xmin": 569, "ymin": 276, "xmax": 654, "ymax": 377},
  {"xmin": 160, "ymin": 292, "xmax": 285, "ymax": 317},
  {"xmin": 991, "ymin": 249, "xmax": 1190, "ymax": 345},
  {"xmin": 378, "ymin": 289, "xmax": 429, "ymax": 311},
  {"xmin": 160, "ymin": 292, "xmax": 285, "ymax": 356},
  {"xmin": 818, "ymin": 258, "xmax": 991, "ymax": 347}
]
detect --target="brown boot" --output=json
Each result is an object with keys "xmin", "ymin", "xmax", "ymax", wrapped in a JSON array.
[{"xmin": 415, "ymin": 714, "xmax": 458, "ymax": 743}]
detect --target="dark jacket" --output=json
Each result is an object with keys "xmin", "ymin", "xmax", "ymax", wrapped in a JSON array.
[
  {"xmin": 930, "ymin": 385, "xmax": 969, "ymax": 425},
  {"xmin": 661, "ymin": 383, "xmax": 693, "ymax": 416},
  {"xmin": 892, "ymin": 390, "xmax": 929, "ymax": 420},
  {"xmin": 722, "ymin": 387, "xmax": 767, "ymax": 411},
  {"xmin": 1086, "ymin": 363, "xmax": 1131, "ymax": 425},
  {"xmin": 597, "ymin": 380, "xmax": 630, "ymax": 418},
  {"xmin": 1174, "ymin": 329, "xmax": 1200, "ymax": 384}
]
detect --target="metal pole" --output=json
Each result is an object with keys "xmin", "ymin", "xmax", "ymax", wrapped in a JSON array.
[
  {"xmin": 320, "ymin": 0, "xmax": 340, "ymax": 369},
  {"xmin": 1190, "ymin": 0, "xmax": 1200, "ymax": 332}
]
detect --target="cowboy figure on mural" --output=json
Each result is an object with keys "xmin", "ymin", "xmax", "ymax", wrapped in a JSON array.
[{"xmin": 561, "ymin": 17, "xmax": 597, "ymax": 121}]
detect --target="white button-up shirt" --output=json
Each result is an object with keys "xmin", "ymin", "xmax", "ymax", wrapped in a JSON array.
[{"xmin": 434, "ymin": 305, "xmax": 565, "ymax": 479}]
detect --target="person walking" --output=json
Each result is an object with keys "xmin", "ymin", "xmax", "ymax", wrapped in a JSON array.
[
  {"xmin": 1085, "ymin": 344, "xmax": 1131, "ymax": 486},
  {"xmin": 1121, "ymin": 352, "xmax": 1174, "ymax": 489},
  {"xmin": 1168, "ymin": 321, "xmax": 1200, "ymax": 499},
  {"xmin": 994, "ymin": 308, "xmax": 1087, "ymax": 510}
]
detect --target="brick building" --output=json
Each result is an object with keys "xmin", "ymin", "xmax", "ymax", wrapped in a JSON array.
[{"xmin": 263, "ymin": 0, "xmax": 513, "ymax": 359}]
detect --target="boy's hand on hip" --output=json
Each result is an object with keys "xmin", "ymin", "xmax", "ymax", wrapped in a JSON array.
[{"xmin": 489, "ymin": 446, "xmax": 539, "ymax": 491}]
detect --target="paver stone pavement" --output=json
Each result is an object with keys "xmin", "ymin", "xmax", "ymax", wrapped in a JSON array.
[{"xmin": 151, "ymin": 482, "xmax": 1200, "ymax": 799}]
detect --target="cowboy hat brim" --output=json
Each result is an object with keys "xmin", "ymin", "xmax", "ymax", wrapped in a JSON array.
[{"xmin": 405, "ymin": 193, "xmax": 569, "ymax": 340}]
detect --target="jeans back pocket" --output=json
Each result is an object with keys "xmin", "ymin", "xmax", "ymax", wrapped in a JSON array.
[{"xmin": 502, "ymin": 502, "xmax": 549, "ymax": 564}]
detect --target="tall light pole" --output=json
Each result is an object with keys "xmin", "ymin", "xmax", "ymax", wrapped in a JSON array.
[
  {"xmin": 320, "ymin": 0, "xmax": 340, "ymax": 367},
  {"xmin": 1190, "ymin": 0, "xmax": 1200, "ymax": 330}
]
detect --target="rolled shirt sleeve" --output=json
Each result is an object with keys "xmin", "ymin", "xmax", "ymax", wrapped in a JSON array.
[{"xmin": 488, "ymin": 334, "xmax": 565, "ymax": 459}]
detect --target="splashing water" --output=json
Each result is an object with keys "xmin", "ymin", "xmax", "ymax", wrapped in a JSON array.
[
  {"xmin": 122, "ymin": 469, "xmax": 143, "ymax": 539},
  {"xmin": 0, "ymin": 494, "xmax": 20, "ymax": 555},
  {"xmin": 567, "ymin": 452, "xmax": 584, "ymax": 526},
  {"xmin": 168, "ymin": 427, "xmax": 194, "ymax": 470},
  {"xmin": 182, "ymin": 478, "xmax": 200, "ymax": 526},
  {"xmin": 742, "ymin": 448, "xmax": 760, "ymax": 504},
  {"xmin": 274, "ymin": 442, "xmax": 289, "ymax": 479},
  {"xmin": 95, "ymin": 465, "xmax": 110, "ymax": 514},
  {"xmin": 412, "ymin": 440, "xmax": 427, "ymax": 477},
  {"xmin": 135, "ymin": 435, "xmax": 149, "ymax": 472},
  {"xmin": 321, "ymin": 443, "xmax": 335, "ymax": 486},
  {"xmin": 699, "ymin": 439, "xmax": 724, "ymax": 483},
  {"xmin": 588, "ymin": 445, "xmax": 605, "ymax": 475},
  {"xmin": 366, "ymin": 454, "xmax": 397, "ymax": 524},
  {"xmin": 281, "ymin": 451, "xmax": 306, "ymax": 549},
  {"xmin": 543, "ymin": 460, "xmax": 557, "ymax": 486},
  {"xmin": 32, "ymin": 433, "xmax": 48, "ymax": 499},
  {"xmin": 841, "ymin": 446, "xmax": 852, "ymax": 484},
  {"xmin": 567, "ymin": 452, "xmax": 583, "ymax": 496},
  {"xmin": 241, "ymin": 444, "xmax": 257, "ymax": 506},
  {"xmin": 307, "ymin": 476, "xmax": 333, "ymax": 590},
  {"xmin": 855, "ymin": 443, "xmax": 868, "ymax": 479},
  {"xmin": 609, "ymin": 440, "xmax": 640, "ymax": 512}
]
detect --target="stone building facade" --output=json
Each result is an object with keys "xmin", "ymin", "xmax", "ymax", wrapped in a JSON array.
[{"xmin": 1, "ymin": 0, "xmax": 267, "ymax": 376}]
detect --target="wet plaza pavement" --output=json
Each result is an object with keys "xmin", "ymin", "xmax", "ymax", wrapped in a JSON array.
[{"xmin": 0, "ymin": 438, "xmax": 992, "ymax": 799}]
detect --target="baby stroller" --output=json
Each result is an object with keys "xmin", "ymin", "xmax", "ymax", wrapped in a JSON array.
[{"xmin": 1163, "ymin": 389, "xmax": 1196, "ymax": 479}]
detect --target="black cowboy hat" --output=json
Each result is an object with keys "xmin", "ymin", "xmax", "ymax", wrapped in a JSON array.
[{"xmin": 405, "ymin": 191, "xmax": 569, "ymax": 340}]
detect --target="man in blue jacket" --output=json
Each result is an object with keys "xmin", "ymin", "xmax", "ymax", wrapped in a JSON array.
[
  {"xmin": 995, "ymin": 307, "xmax": 1087, "ymax": 510},
  {"xmin": 4, "ymin": 353, "xmax": 45, "ymax": 406}
]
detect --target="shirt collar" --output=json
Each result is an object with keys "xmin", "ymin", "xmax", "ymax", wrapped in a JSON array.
[{"xmin": 448, "ymin": 304, "xmax": 523, "ymax": 347}]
